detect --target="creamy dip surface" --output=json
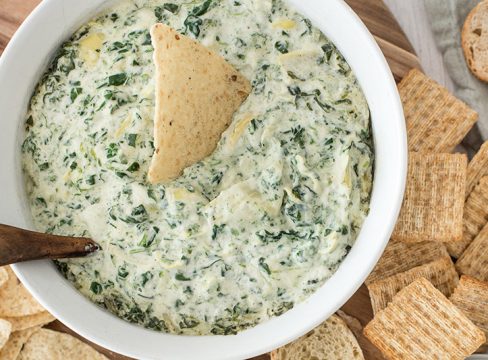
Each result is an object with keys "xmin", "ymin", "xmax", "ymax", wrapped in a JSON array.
[{"xmin": 22, "ymin": 0, "xmax": 373, "ymax": 335}]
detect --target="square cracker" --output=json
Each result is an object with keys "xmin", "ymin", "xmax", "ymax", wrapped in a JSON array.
[
  {"xmin": 447, "ymin": 176, "xmax": 488, "ymax": 258},
  {"xmin": 450, "ymin": 275, "xmax": 488, "ymax": 341},
  {"xmin": 367, "ymin": 256, "xmax": 459, "ymax": 314},
  {"xmin": 392, "ymin": 153, "xmax": 467, "ymax": 243},
  {"xmin": 366, "ymin": 241, "xmax": 449, "ymax": 285},
  {"xmin": 456, "ymin": 222, "xmax": 488, "ymax": 281},
  {"xmin": 364, "ymin": 278, "xmax": 485, "ymax": 360},
  {"xmin": 466, "ymin": 140, "xmax": 488, "ymax": 197},
  {"xmin": 398, "ymin": 68, "xmax": 478, "ymax": 153}
]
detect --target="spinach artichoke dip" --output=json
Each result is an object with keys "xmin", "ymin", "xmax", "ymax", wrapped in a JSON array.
[{"xmin": 22, "ymin": 0, "xmax": 373, "ymax": 335}]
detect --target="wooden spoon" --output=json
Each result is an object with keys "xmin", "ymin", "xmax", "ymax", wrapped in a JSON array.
[{"xmin": 0, "ymin": 224, "xmax": 99, "ymax": 266}]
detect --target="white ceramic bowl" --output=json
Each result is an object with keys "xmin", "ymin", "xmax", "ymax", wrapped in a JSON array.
[{"xmin": 0, "ymin": 0, "xmax": 407, "ymax": 359}]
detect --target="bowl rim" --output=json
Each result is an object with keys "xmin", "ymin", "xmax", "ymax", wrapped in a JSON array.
[{"xmin": 0, "ymin": 0, "xmax": 407, "ymax": 359}]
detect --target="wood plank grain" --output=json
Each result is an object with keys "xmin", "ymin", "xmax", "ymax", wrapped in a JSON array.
[
  {"xmin": 384, "ymin": 0, "xmax": 455, "ymax": 91},
  {"xmin": 0, "ymin": 0, "xmax": 41, "ymax": 54},
  {"xmin": 345, "ymin": 0, "xmax": 415, "ymax": 54},
  {"xmin": 374, "ymin": 36, "xmax": 421, "ymax": 81},
  {"xmin": 0, "ymin": 1, "xmax": 418, "ymax": 359}
]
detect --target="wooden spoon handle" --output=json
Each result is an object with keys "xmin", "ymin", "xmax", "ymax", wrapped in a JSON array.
[{"xmin": 0, "ymin": 224, "xmax": 99, "ymax": 266}]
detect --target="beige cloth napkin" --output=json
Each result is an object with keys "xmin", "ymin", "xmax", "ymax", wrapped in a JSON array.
[{"xmin": 424, "ymin": 0, "xmax": 487, "ymax": 154}]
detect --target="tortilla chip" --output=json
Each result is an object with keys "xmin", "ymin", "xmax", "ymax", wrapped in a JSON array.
[
  {"xmin": 467, "ymin": 140, "xmax": 488, "ymax": 197},
  {"xmin": 392, "ymin": 153, "xmax": 467, "ymax": 243},
  {"xmin": 17, "ymin": 328, "xmax": 108, "ymax": 359},
  {"xmin": 447, "ymin": 176, "xmax": 488, "ymax": 258},
  {"xmin": 0, "ymin": 267, "xmax": 44, "ymax": 317},
  {"xmin": 4, "ymin": 311, "xmax": 55, "ymax": 332},
  {"xmin": 450, "ymin": 275, "xmax": 488, "ymax": 342},
  {"xmin": 0, "ymin": 267, "xmax": 8, "ymax": 289},
  {"xmin": 0, "ymin": 319, "xmax": 11, "ymax": 349},
  {"xmin": 366, "ymin": 241, "xmax": 450, "ymax": 285},
  {"xmin": 367, "ymin": 257, "xmax": 459, "ymax": 314},
  {"xmin": 364, "ymin": 278, "xmax": 485, "ymax": 359},
  {"xmin": 398, "ymin": 68, "xmax": 478, "ymax": 153},
  {"xmin": 147, "ymin": 24, "xmax": 251, "ymax": 183},
  {"xmin": 457, "ymin": 222, "xmax": 488, "ymax": 281},
  {"xmin": 0, "ymin": 327, "xmax": 39, "ymax": 360}
]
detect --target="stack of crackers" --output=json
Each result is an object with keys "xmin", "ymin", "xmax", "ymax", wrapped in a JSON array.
[
  {"xmin": 363, "ymin": 69, "xmax": 488, "ymax": 359},
  {"xmin": 0, "ymin": 266, "xmax": 107, "ymax": 359},
  {"xmin": 272, "ymin": 69, "xmax": 488, "ymax": 359}
]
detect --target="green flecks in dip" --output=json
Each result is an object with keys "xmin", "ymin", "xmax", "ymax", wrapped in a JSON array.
[{"xmin": 21, "ymin": 0, "xmax": 374, "ymax": 335}]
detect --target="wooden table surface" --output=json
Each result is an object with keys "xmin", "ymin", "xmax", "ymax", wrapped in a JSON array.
[
  {"xmin": 0, "ymin": 1, "xmax": 419, "ymax": 359},
  {"xmin": 384, "ymin": 0, "xmax": 454, "ymax": 91}
]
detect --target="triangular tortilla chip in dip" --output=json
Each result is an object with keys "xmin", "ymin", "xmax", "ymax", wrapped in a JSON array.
[{"xmin": 148, "ymin": 24, "xmax": 251, "ymax": 184}]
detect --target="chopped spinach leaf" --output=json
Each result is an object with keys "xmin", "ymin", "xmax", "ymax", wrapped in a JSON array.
[
  {"xmin": 108, "ymin": 73, "xmax": 128, "ymax": 86},
  {"xmin": 274, "ymin": 40, "xmax": 289, "ymax": 54},
  {"xmin": 70, "ymin": 87, "xmax": 82, "ymax": 102},
  {"xmin": 106, "ymin": 143, "xmax": 119, "ymax": 158},
  {"xmin": 190, "ymin": 0, "xmax": 212, "ymax": 16},
  {"xmin": 38, "ymin": 162, "xmax": 49, "ymax": 171},
  {"xmin": 163, "ymin": 3, "xmax": 180, "ymax": 14},
  {"xmin": 184, "ymin": 15, "xmax": 203, "ymax": 37},
  {"xmin": 175, "ymin": 273, "xmax": 192, "ymax": 281},
  {"xmin": 127, "ymin": 133, "xmax": 137, "ymax": 147},
  {"xmin": 90, "ymin": 281, "xmax": 103, "ymax": 294},
  {"xmin": 179, "ymin": 315, "xmax": 200, "ymax": 329},
  {"xmin": 118, "ymin": 267, "xmax": 129, "ymax": 279},
  {"xmin": 127, "ymin": 162, "xmax": 140, "ymax": 172},
  {"xmin": 259, "ymin": 257, "xmax": 271, "ymax": 275},
  {"xmin": 86, "ymin": 175, "xmax": 96, "ymax": 185},
  {"xmin": 140, "ymin": 271, "xmax": 153, "ymax": 286}
]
